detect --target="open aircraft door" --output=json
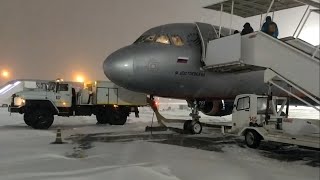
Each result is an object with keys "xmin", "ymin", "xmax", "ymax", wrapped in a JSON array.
[{"xmin": 195, "ymin": 22, "xmax": 217, "ymax": 66}]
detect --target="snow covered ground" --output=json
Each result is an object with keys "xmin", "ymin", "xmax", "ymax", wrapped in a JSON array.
[{"xmin": 0, "ymin": 107, "xmax": 319, "ymax": 180}]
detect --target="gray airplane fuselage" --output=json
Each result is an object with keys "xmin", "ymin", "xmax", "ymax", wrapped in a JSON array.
[{"xmin": 103, "ymin": 23, "xmax": 271, "ymax": 101}]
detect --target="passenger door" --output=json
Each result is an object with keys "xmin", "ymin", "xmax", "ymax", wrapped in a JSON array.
[
  {"xmin": 195, "ymin": 22, "xmax": 217, "ymax": 66},
  {"xmin": 232, "ymin": 96, "xmax": 251, "ymax": 132}
]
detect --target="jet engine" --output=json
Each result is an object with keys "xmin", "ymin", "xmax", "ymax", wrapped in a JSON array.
[{"xmin": 197, "ymin": 100, "xmax": 233, "ymax": 116}]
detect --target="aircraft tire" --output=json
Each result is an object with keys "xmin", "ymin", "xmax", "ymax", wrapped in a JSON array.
[
  {"xmin": 183, "ymin": 120, "xmax": 192, "ymax": 133},
  {"xmin": 190, "ymin": 121, "xmax": 202, "ymax": 134}
]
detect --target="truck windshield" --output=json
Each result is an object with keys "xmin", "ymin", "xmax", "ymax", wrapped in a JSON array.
[{"xmin": 47, "ymin": 82, "xmax": 56, "ymax": 91}]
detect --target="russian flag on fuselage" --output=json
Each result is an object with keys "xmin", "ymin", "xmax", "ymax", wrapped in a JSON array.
[{"xmin": 177, "ymin": 57, "xmax": 189, "ymax": 63}]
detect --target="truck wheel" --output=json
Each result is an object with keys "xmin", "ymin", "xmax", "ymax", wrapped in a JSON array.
[
  {"xmin": 24, "ymin": 113, "xmax": 33, "ymax": 126},
  {"xmin": 96, "ymin": 109, "xmax": 110, "ymax": 124},
  {"xmin": 30, "ymin": 110, "xmax": 54, "ymax": 129},
  {"xmin": 245, "ymin": 130, "xmax": 261, "ymax": 148},
  {"xmin": 109, "ymin": 109, "xmax": 127, "ymax": 125},
  {"xmin": 96, "ymin": 114, "xmax": 109, "ymax": 124}
]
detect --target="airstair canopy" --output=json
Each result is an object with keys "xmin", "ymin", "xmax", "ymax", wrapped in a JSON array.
[{"xmin": 204, "ymin": 0, "xmax": 320, "ymax": 18}]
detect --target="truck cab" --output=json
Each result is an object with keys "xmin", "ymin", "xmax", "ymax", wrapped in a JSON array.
[
  {"xmin": 47, "ymin": 81, "xmax": 74, "ymax": 108},
  {"xmin": 10, "ymin": 81, "xmax": 77, "ymax": 112},
  {"xmin": 231, "ymin": 94, "xmax": 286, "ymax": 133}
]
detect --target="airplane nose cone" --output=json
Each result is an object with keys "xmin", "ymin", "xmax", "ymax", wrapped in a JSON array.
[{"xmin": 103, "ymin": 49, "xmax": 134, "ymax": 87}]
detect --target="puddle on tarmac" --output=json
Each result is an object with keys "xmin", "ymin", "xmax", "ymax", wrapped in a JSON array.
[
  {"xmin": 258, "ymin": 143, "xmax": 320, "ymax": 167},
  {"xmin": 155, "ymin": 135, "xmax": 239, "ymax": 152},
  {"xmin": 68, "ymin": 131, "xmax": 320, "ymax": 166}
]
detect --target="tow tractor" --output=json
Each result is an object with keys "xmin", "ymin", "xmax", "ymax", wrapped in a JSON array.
[
  {"xmin": 229, "ymin": 94, "xmax": 320, "ymax": 149},
  {"xmin": 9, "ymin": 80, "xmax": 147, "ymax": 129}
]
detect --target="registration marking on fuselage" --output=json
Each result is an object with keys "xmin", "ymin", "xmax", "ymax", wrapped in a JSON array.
[{"xmin": 175, "ymin": 71, "xmax": 205, "ymax": 77}]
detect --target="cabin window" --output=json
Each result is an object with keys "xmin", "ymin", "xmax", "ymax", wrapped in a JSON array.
[
  {"xmin": 155, "ymin": 35, "xmax": 171, "ymax": 45},
  {"xmin": 171, "ymin": 35, "xmax": 184, "ymax": 46},
  {"xmin": 236, "ymin": 96, "xmax": 250, "ymax": 111}
]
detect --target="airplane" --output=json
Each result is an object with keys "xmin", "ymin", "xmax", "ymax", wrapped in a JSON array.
[
  {"xmin": 104, "ymin": 24, "xmax": 278, "ymax": 112},
  {"xmin": 103, "ymin": 0, "xmax": 320, "ymax": 133}
]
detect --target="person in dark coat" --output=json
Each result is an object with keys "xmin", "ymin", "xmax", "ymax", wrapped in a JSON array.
[
  {"xmin": 261, "ymin": 16, "xmax": 272, "ymax": 33},
  {"xmin": 267, "ymin": 22, "xmax": 279, "ymax": 38},
  {"xmin": 261, "ymin": 16, "xmax": 279, "ymax": 38},
  {"xmin": 241, "ymin": 22, "xmax": 254, "ymax": 35}
]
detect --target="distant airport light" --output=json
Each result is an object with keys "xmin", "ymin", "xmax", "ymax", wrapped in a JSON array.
[
  {"xmin": 1, "ymin": 70, "xmax": 9, "ymax": 78},
  {"xmin": 56, "ymin": 78, "xmax": 64, "ymax": 82},
  {"xmin": 76, "ymin": 75, "xmax": 85, "ymax": 83}
]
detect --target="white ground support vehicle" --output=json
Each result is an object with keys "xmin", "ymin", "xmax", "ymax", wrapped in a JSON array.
[
  {"xmin": 9, "ymin": 81, "xmax": 147, "ymax": 129},
  {"xmin": 230, "ymin": 94, "xmax": 320, "ymax": 149}
]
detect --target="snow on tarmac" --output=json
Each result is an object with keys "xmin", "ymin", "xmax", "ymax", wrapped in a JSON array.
[{"xmin": 0, "ymin": 107, "xmax": 319, "ymax": 180}]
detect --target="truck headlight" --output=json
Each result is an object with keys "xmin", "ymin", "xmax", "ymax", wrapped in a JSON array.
[{"xmin": 14, "ymin": 97, "xmax": 25, "ymax": 106}]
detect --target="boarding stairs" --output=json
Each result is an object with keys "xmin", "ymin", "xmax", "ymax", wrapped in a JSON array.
[
  {"xmin": 281, "ymin": 36, "xmax": 320, "ymax": 59},
  {"xmin": 200, "ymin": 31, "xmax": 320, "ymax": 110}
]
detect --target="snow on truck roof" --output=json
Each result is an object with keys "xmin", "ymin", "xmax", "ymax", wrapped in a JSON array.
[{"xmin": 204, "ymin": 0, "xmax": 320, "ymax": 18}]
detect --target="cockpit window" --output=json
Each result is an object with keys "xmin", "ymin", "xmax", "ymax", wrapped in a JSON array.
[
  {"xmin": 155, "ymin": 35, "xmax": 170, "ymax": 45},
  {"xmin": 171, "ymin": 35, "xmax": 184, "ymax": 46},
  {"xmin": 144, "ymin": 35, "xmax": 155, "ymax": 42},
  {"xmin": 134, "ymin": 35, "xmax": 155, "ymax": 44}
]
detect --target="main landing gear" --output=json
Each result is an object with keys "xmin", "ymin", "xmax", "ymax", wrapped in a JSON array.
[{"xmin": 184, "ymin": 100, "xmax": 202, "ymax": 134}]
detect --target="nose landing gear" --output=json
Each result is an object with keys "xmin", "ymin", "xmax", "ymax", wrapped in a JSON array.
[
  {"xmin": 147, "ymin": 97, "xmax": 203, "ymax": 134},
  {"xmin": 184, "ymin": 100, "xmax": 203, "ymax": 134}
]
